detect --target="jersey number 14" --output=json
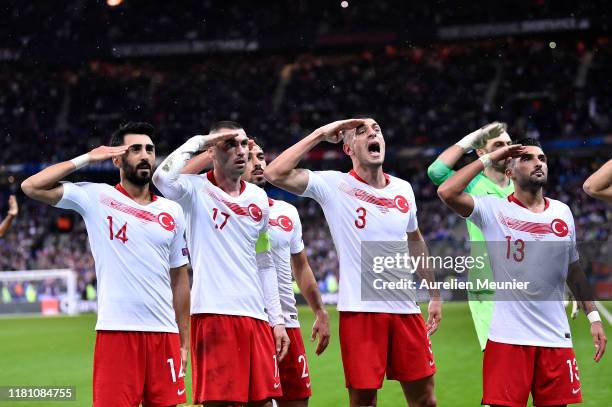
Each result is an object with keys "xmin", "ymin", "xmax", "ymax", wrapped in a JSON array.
[{"xmin": 107, "ymin": 216, "xmax": 128, "ymax": 244}]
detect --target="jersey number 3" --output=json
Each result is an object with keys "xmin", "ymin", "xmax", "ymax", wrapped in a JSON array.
[
  {"xmin": 355, "ymin": 207, "xmax": 367, "ymax": 229},
  {"xmin": 107, "ymin": 216, "xmax": 128, "ymax": 244}
]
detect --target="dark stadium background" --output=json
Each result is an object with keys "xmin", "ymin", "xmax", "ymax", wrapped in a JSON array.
[{"xmin": 0, "ymin": 1, "xmax": 610, "ymax": 405}]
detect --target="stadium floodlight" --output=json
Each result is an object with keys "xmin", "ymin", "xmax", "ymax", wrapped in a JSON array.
[{"xmin": 0, "ymin": 269, "xmax": 79, "ymax": 317}]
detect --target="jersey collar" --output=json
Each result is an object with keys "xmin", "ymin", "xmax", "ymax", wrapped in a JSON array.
[
  {"xmin": 115, "ymin": 183, "xmax": 158, "ymax": 202},
  {"xmin": 507, "ymin": 193, "xmax": 549, "ymax": 211},
  {"xmin": 206, "ymin": 170, "xmax": 247, "ymax": 195},
  {"xmin": 348, "ymin": 169, "xmax": 390, "ymax": 187}
]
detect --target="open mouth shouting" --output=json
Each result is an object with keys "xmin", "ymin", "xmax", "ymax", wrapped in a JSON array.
[{"xmin": 367, "ymin": 141, "xmax": 382, "ymax": 158}]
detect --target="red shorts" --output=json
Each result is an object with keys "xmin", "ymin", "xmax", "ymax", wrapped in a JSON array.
[
  {"xmin": 339, "ymin": 312, "xmax": 436, "ymax": 389},
  {"xmin": 483, "ymin": 340, "xmax": 582, "ymax": 406},
  {"xmin": 93, "ymin": 331, "xmax": 186, "ymax": 407},
  {"xmin": 191, "ymin": 314, "xmax": 282, "ymax": 404},
  {"xmin": 277, "ymin": 327, "xmax": 312, "ymax": 401}
]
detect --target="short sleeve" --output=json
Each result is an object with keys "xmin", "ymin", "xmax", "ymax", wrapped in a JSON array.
[
  {"xmin": 300, "ymin": 170, "xmax": 334, "ymax": 206},
  {"xmin": 466, "ymin": 195, "xmax": 499, "ymax": 230},
  {"xmin": 290, "ymin": 207, "xmax": 305, "ymax": 254},
  {"xmin": 169, "ymin": 206, "xmax": 189, "ymax": 268},
  {"xmin": 170, "ymin": 175, "xmax": 197, "ymax": 203},
  {"xmin": 567, "ymin": 210, "xmax": 579, "ymax": 264},
  {"xmin": 406, "ymin": 183, "xmax": 419, "ymax": 233},
  {"xmin": 53, "ymin": 182, "xmax": 94, "ymax": 216}
]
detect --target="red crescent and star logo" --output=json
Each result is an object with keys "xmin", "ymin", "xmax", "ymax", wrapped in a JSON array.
[
  {"xmin": 157, "ymin": 212, "xmax": 176, "ymax": 231},
  {"xmin": 394, "ymin": 195, "xmax": 409, "ymax": 213},
  {"xmin": 551, "ymin": 218, "xmax": 569, "ymax": 237},
  {"xmin": 247, "ymin": 204, "xmax": 263, "ymax": 222}
]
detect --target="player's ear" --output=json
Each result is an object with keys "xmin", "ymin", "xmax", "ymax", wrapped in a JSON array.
[
  {"xmin": 342, "ymin": 142, "xmax": 352, "ymax": 156},
  {"xmin": 111, "ymin": 156, "xmax": 121, "ymax": 169},
  {"xmin": 475, "ymin": 148, "xmax": 486, "ymax": 157}
]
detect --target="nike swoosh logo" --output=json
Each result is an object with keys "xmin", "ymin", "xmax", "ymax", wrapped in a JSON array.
[
  {"xmin": 429, "ymin": 360, "xmax": 435, "ymax": 366},
  {"xmin": 306, "ymin": 382, "xmax": 311, "ymax": 388},
  {"xmin": 572, "ymin": 387, "xmax": 581, "ymax": 395},
  {"xmin": 177, "ymin": 388, "xmax": 186, "ymax": 396},
  {"xmin": 274, "ymin": 382, "xmax": 281, "ymax": 389}
]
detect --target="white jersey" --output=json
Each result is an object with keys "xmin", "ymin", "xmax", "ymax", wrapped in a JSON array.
[
  {"xmin": 468, "ymin": 194, "xmax": 579, "ymax": 347},
  {"xmin": 170, "ymin": 171, "xmax": 271, "ymax": 321},
  {"xmin": 55, "ymin": 182, "xmax": 188, "ymax": 332},
  {"xmin": 268, "ymin": 198, "xmax": 305, "ymax": 328},
  {"xmin": 301, "ymin": 170, "xmax": 420, "ymax": 314}
]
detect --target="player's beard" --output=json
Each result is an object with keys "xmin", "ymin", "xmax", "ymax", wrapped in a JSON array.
[
  {"xmin": 123, "ymin": 160, "xmax": 153, "ymax": 186},
  {"xmin": 517, "ymin": 172, "xmax": 547, "ymax": 191}
]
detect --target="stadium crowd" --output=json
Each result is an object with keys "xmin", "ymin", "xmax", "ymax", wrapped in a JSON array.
[
  {"xmin": 0, "ymin": 4, "xmax": 611, "ymax": 301},
  {"xmin": 1, "ymin": 38, "xmax": 612, "ymax": 166}
]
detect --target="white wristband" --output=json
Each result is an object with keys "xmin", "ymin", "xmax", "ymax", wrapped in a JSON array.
[
  {"xmin": 587, "ymin": 311, "xmax": 601, "ymax": 324},
  {"xmin": 478, "ymin": 154, "xmax": 492, "ymax": 168},
  {"xmin": 70, "ymin": 154, "xmax": 91, "ymax": 170}
]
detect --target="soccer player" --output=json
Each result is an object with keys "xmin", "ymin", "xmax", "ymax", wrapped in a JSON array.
[
  {"xmin": 427, "ymin": 122, "xmax": 513, "ymax": 351},
  {"xmin": 183, "ymin": 140, "xmax": 331, "ymax": 406},
  {"xmin": 0, "ymin": 195, "xmax": 18, "ymax": 237},
  {"xmin": 583, "ymin": 159, "xmax": 612, "ymax": 203},
  {"xmin": 437, "ymin": 138, "xmax": 607, "ymax": 407},
  {"xmin": 21, "ymin": 122, "xmax": 191, "ymax": 407},
  {"xmin": 265, "ymin": 118, "xmax": 441, "ymax": 407},
  {"xmin": 152, "ymin": 121, "xmax": 290, "ymax": 406}
]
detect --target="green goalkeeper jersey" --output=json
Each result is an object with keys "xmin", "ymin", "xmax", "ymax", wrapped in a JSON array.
[{"xmin": 427, "ymin": 159, "xmax": 514, "ymax": 292}]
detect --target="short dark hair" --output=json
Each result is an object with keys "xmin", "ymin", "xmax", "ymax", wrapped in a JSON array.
[
  {"xmin": 109, "ymin": 122, "xmax": 155, "ymax": 146},
  {"xmin": 513, "ymin": 137, "xmax": 542, "ymax": 148},
  {"xmin": 209, "ymin": 120, "xmax": 243, "ymax": 133}
]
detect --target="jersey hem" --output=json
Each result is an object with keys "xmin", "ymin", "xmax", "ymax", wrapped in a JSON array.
[
  {"xmin": 190, "ymin": 309, "xmax": 270, "ymax": 323},
  {"xmin": 487, "ymin": 336, "xmax": 573, "ymax": 348},
  {"xmin": 95, "ymin": 325, "xmax": 179, "ymax": 333}
]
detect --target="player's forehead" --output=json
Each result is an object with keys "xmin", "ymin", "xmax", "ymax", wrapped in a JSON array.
[
  {"xmin": 522, "ymin": 145, "xmax": 545, "ymax": 156},
  {"xmin": 250, "ymin": 143, "xmax": 264, "ymax": 155},
  {"xmin": 486, "ymin": 132, "xmax": 512, "ymax": 146},
  {"xmin": 215, "ymin": 127, "xmax": 248, "ymax": 143},
  {"xmin": 358, "ymin": 118, "xmax": 379, "ymax": 129},
  {"xmin": 123, "ymin": 133, "xmax": 154, "ymax": 147}
]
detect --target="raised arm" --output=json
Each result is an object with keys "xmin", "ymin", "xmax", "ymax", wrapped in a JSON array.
[
  {"xmin": 428, "ymin": 122, "xmax": 507, "ymax": 185},
  {"xmin": 583, "ymin": 159, "xmax": 612, "ymax": 203},
  {"xmin": 21, "ymin": 146, "xmax": 129, "ymax": 205},
  {"xmin": 181, "ymin": 148, "xmax": 214, "ymax": 175},
  {"xmin": 566, "ymin": 261, "xmax": 606, "ymax": 362},
  {"xmin": 153, "ymin": 131, "xmax": 241, "ymax": 200},
  {"xmin": 438, "ymin": 144, "xmax": 524, "ymax": 217},
  {"xmin": 0, "ymin": 195, "xmax": 18, "ymax": 237},
  {"xmin": 264, "ymin": 119, "xmax": 365, "ymax": 195},
  {"xmin": 170, "ymin": 265, "xmax": 191, "ymax": 374},
  {"xmin": 291, "ymin": 251, "xmax": 330, "ymax": 355}
]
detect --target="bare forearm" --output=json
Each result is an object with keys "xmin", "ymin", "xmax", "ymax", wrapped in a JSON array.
[
  {"xmin": 264, "ymin": 131, "xmax": 324, "ymax": 193},
  {"xmin": 22, "ymin": 162, "xmax": 75, "ymax": 194},
  {"xmin": 182, "ymin": 150, "xmax": 213, "ymax": 175},
  {"xmin": 567, "ymin": 263, "xmax": 597, "ymax": 315},
  {"xmin": 171, "ymin": 270, "xmax": 191, "ymax": 349},
  {"xmin": 0, "ymin": 214, "xmax": 15, "ymax": 237},
  {"xmin": 438, "ymin": 159, "xmax": 483, "ymax": 200},
  {"xmin": 295, "ymin": 265, "xmax": 325, "ymax": 314},
  {"xmin": 584, "ymin": 160, "xmax": 612, "ymax": 202},
  {"xmin": 408, "ymin": 238, "xmax": 440, "ymax": 300}
]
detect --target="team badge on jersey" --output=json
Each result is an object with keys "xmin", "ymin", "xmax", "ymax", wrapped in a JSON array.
[
  {"xmin": 269, "ymin": 215, "xmax": 294, "ymax": 232},
  {"xmin": 206, "ymin": 190, "xmax": 263, "ymax": 222},
  {"xmin": 498, "ymin": 214, "xmax": 569, "ymax": 239},
  {"xmin": 338, "ymin": 183, "xmax": 410, "ymax": 214},
  {"xmin": 157, "ymin": 212, "xmax": 176, "ymax": 231}
]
